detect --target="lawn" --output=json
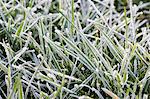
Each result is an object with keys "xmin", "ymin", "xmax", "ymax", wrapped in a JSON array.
[{"xmin": 0, "ymin": 0, "xmax": 150, "ymax": 99}]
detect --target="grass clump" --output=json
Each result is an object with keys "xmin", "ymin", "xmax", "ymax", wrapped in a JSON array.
[{"xmin": 0, "ymin": 0, "xmax": 150, "ymax": 98}]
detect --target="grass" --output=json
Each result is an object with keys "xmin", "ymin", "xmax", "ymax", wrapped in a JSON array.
[{"xmin": 0, "ymin": 0, "xmax": 150, "ymax": 99}]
